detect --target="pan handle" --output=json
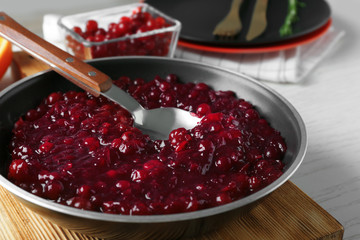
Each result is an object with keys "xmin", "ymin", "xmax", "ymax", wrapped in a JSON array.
[{"xmin": 0, "ymin": 12, "xmax": 112, "ymax": 96}]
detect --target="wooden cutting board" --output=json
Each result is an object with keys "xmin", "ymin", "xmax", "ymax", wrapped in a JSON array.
[{"xmin": 0, "ymin": 52, "xmax": 344, "ymax": 240}]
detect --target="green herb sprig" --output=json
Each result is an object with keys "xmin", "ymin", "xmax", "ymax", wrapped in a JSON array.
[{"xmin": 279, "ymin": 0, "xmax": 306, "ymax": 37}]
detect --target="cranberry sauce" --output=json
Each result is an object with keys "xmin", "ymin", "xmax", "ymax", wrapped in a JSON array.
[{"xmin": 8, "ymin": 74, "xmax": 286, "ymax": 215}]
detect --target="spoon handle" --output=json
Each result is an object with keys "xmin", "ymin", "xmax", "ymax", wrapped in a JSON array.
[{"xmin": 0, "ymin": 12, "xmax": 111, "ymax": 96}]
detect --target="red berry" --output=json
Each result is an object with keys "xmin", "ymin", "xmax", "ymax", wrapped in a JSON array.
[
  {"xmin": 131, "ymin": 169, "xmax": 148, "ymax": 182},
  {"xmin": 196, "ymin": 103, "xmax": 211, "ymax": 116},
  {"xmin": 154, "ymin": 17, "xmax": 166, "ymax": 27},
  {"xmin": 45, "ymin": 180, "xmax": 63, "ymax": 200},
  {"xmin": 73, "ymin": 26, "xmax": 82, "ymax": 35},
  {"xmin": 77, "ymin": 185, "xmax": 92, "ymax": 198},
  {"xmin": 86, "ymin": 19, "xmax": 98, "ymax": 33},
  {"xmin": 215, "ymin": 156, "xmax": 232, "ymax": 171},
  {"xmin": 39, "ymin": 141, "xmax": 54, "ymax": 153},
  {"xmin": 245, "ymin": 109, "xmax": 259, "ymax": 120},
  {"xmin": 131, "ymin": 202, "xmax": 149, "ymax": 215},
  {"xmin": 8, "ymin": 159, "xmax": 29, "ymax": 181},
  {"xmin": 111, "ymin": 138, "xmax": 122, "ymax": 148},
  {"xmin": 67, "ymin": 197, "xmax": 92, "ymax": 210},
  {"xmin": 25, "ymin": 109, "xmax": 39, "ymax": 121},
  {"xmin": 169, "ymin": 128, "xmax": 191, "ymax": 147},
  {"xmin": 165, "ymin": 74, "xmax": 178, "ymax": 83},
  {"xmin": 215, "ymin": 192, "xmax": 232, "ymax": 205},
  {"xmin": 46, "ymin": 92, "xmax": 62, "ymax": 105},
  {"xmin": 248, "ymin": 176, "xmax": 262, "ymax": 191},
  {"xmin": 83, "ymin": 137, "xmax": 100, "ymax": 151},
  {"xmin": 115, "ymin": 180, "xmax": 131, "ymax": 191}
]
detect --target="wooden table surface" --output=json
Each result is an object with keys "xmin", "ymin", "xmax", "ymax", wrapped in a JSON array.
[{"xmin": 0, "ymin": 180, "xmax": 343, "ymax": 240}]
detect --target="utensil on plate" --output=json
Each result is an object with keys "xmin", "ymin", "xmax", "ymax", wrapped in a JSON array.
[
  {"xmin": 0, "ymin": 12, "xmax": 200, "ymax": 139},
  {"xmin": 246, "ymin": 0, "xmax": 269, "ymax": 41},
  {"xmin": 212, "ymin": 0, "xmax": 243, "ymax": 37}
]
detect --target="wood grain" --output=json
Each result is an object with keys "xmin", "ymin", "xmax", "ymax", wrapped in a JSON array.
[
  {"xmin": 11, "ymin": 51, "xmax": 49, "ymax": 80},
  {"xmin": 0, "ymin": 182, "xmax": 343, "ymax": 240}
]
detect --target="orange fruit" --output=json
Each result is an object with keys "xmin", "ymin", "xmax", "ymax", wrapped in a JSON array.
[{"xmin": 0, "ymin": 37, "xmax": 12, "ymax": 80}]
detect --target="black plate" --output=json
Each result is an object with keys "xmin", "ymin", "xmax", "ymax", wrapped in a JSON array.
[{"xmin": 146, "ymin": 0, "xmax": 331, "ymax": 47}]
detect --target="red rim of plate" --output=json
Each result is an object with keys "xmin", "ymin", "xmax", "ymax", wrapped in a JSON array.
[{"xmin": 177, "ymin": 18, "xmax": 332, "ymax": 54}]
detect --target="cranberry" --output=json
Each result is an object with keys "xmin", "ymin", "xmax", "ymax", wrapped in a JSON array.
[
  {"xmin": 160, "ymin": 92, "xmax": 176, "ymax": 107},
  {"xmin": 202, "ymin": 112, "xmax": 223, "ymax": 123},
  {"xmin": 8, "ymin": 159, "xmax": 30, "ymax": 182},
  {"xmin": 73, "ymin": 26, "xmax": 82, "ymax": 35},
  {"xmin": 67, "ymin": 197, "xmax": 92, "ymax": 210},
  {"xmin": 115, "ymin": 180, "xmax": 131, "ymax": 191},
  {"xmin": 106, "ymin": 169, "xmax": 118, "ymax": 178},
  {"xmin": 169, "ymin": 128, "xmax": 191, "ymax": 147},
  {"xmin": 159, "ymin": 81, "xmax": 171, "ymax": 92},
  {"xmin": 255, "ymin": 159, "xmax": 269, "ymax": 171},
  {"xmin": 30, "ymin": 184, "xmax": 43, "ymax": 196},
  {"xmin": 238, "ymin": 100, "xmax": 252, "ymax": 110},
  {"xmin": 143, "ymin": 159, "xmax": 164, "ymax": 170},
  {"xmin": 12, "ymin": 145, "xmax": 33, "ymax": 160},
  {"xmin": 77, "ymin": 185, "xmax": 92, "ymax": 198},
  {"xmin": 111, "ymin": 138, "xmax": 122, "ymax": 149},
  {"xmin": 85, "ymin": 20, "xmax": 98, "ymax": 33},
  {"xmin": 131, "ymin": 169, "xmax": 148, "ymax": 182},
  {"xmin": 83, "ymin": 137, "xmax": 100, "ymax": 151},
  {"xmin": 248, "ymin": 176, "xmax": 262, "ymax": 191},
  {"xmin": 154, "ymin": 16, "xmax": 166, "ymax": 27},
  {"xmin": 130, "ymin": 202, "xmax": 149, "ymax": 215},
  {"xmin": 245, "ymin": 109, "xmax": 260, "ymax": 120},
  {"xmin": 39, "ymin": 141, "xmax": 54, "ymax": 153},
  {"xmin": 25, "ymin": 109, "xmax": 39, "ymax": 121},
  {"xmin": 102, "ymin": 201, "xmax": 127, "ymax": 214},
  {"xmin": 9, "ymin": 74, "xmax": 287, "ymax": 216},
  {"xmin": 44, "ymin": 180, "xmax": 63, "ymax": 200},
  {"xmin": 196, "ymin": 103, "xmax": 211, "ymax": 117},
  {"xmin": 46, "ymin": 92, "xmax": 62, "ymax": 105},
  {"xmin": 165, "ymin": 74, "xmax": 178, "ymax": 84},
  {"xmin": 215, "ymin": 156, "xmax": 232, "ymax": 171},
  {"xmin": 120, "ymin": 16, "xmax": 131, "ymax": 24},
  {"xmin": 38, "ymin": 171, "xmax": 59, "ymax": 182},
  {"xmin": 215, "ymin": 192, "xmax": 232, "ymax": 205},
  {"xmin": 95, "ymin": 28, "xmax": 106, "ymax": 37}
]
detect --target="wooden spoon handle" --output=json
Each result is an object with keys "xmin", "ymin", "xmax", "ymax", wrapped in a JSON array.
[{"xmin": 0, "ymin": 12, "xmax": 112, "ymax": 95}]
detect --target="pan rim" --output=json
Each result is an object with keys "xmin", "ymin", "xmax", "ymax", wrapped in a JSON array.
[{"xmin": 0, "ymin": 56, "xmax": 307, "ymax": 223}]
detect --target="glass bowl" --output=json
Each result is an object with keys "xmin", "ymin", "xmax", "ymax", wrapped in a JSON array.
[{"xmin": 58, "ymin": 3, "xmax": 181, "ymax": 59}]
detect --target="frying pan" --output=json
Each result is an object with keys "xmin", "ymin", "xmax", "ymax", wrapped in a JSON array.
[{"xmin": 0, "ymin": 57, "xmax": 307, "ymax": 239}]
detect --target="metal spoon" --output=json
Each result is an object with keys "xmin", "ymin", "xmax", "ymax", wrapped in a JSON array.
[{"xmin": 0, "ymin": 12, "xmax": 200, "ymax": 139}]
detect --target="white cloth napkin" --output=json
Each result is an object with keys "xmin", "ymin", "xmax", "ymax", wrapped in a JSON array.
[
  {"xmin": 42, "ymin": 14, "xmax": 345, "ymax": 84},
  {"xmin": 175, "ymin": 27, "xmax": 345, "ymax": 83}
]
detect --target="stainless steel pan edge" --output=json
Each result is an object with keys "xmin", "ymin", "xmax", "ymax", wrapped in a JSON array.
[{"xmin": 0, "ymin": 56, "xmax": 307, "ymax": 239}]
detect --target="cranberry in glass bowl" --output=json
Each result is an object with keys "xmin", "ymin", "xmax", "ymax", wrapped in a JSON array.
[
  {"xmin": 0, "ymin": 57, "xmax": 307, "ymax": 240},
  {"xmin": 58, "ymin": 3, "xmax": 181, "ymax": 59}
]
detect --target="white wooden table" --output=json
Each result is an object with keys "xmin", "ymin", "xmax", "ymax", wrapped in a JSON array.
[
  {"xmin": 267, "ymin": 1, "xmax": 360, "ymax": 239},
  {"xmin": 2, "ymin": 0, "xmax": 360, "ymax": 239}
]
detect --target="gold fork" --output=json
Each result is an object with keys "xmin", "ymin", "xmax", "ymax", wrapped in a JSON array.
[{"xmin": 213, "ymin": 0, "xmax": 244, "ymax": 37}]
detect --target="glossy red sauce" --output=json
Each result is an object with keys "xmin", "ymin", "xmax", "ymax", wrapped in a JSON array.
[{"xmin": 8, "ymin": 74, "xmax": 286, "ymax": 215}]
